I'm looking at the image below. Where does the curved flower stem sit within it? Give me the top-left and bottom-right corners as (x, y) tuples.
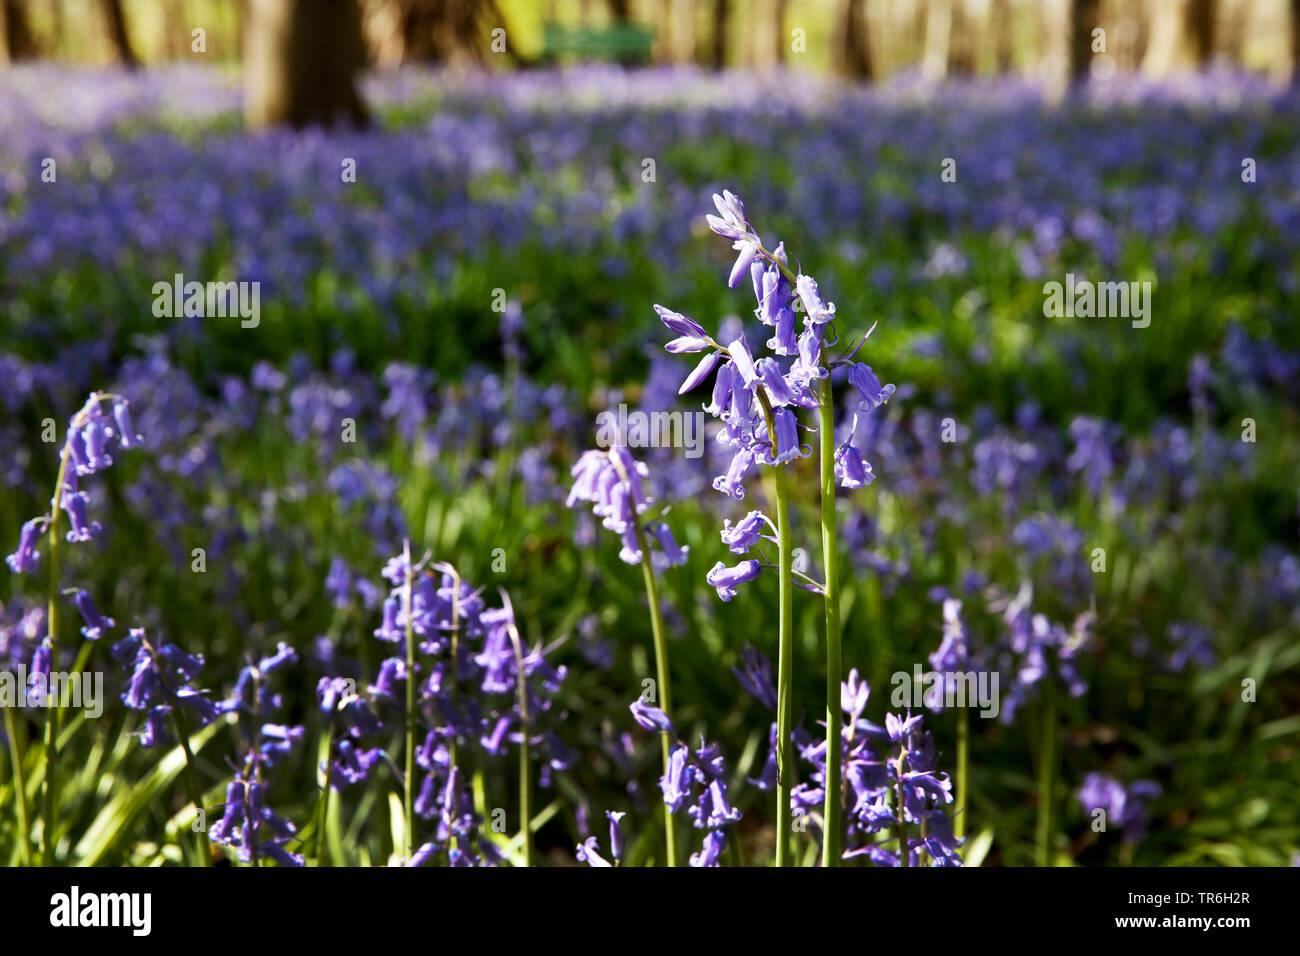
(1036, 678), (1057, 867)
(241, 774), (261, 868)
(502, 600), (533, 868)
(401, 540), (416, 861)
(34, 393), (135, 865)
(166, 703), (208, 867)
(772, 458), (795, 868)
(818, 374), (843, 868)
(636, 524), (678, 868)
(895, 749), (908, 867)
(752, 390), (795, 868)
(38, 393), (111, 865)
(445, 564), (462, 862)
(3, 708), (32, 866)
(608, 449), (678, 868)
(138, 632), (208, 866)
(955, 708), (969, 842)
(41, 483), (67, 866)
(315, 724), (335, 867)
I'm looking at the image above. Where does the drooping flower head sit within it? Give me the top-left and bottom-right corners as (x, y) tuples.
(567, 446), (687, 568)
(654, 190), (894, 603)
(7, 392), (146, 573)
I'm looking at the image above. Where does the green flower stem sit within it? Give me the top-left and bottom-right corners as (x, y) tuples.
(955, 706), (969, 842)
(139, 631), (208, 866)
(166, 701), (208, 867)
(818, 374), (843, 867)
(3, 707), (32, 866)
(401, 541), (416, 861)
(635, 521), (677, 868)
(896, 748), (908, 867)
(503, 604), (533, 868)
(1036, 677), (1057, 867)
(39, 527), (59, 866)
(773, 460), (795, 867)
(751, 388), (795, 869)
(609, 449), (678, 868)
(315, 724), (335, 867)
(445, 566), (462, 861)
(38, 392), (124, 866)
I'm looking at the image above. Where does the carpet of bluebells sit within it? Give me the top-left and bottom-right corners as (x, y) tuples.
(1, 64), (1298, 867)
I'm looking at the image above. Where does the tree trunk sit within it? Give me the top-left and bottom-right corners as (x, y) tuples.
(1040, 0), (1070, 101)
(244, 0), (370, 129)
(101, 0), (140, 68)
(1293, 0), (1300, 86)
(993, 0), (1013, 72)
(1070, 0), (1100, 86)
(163, 0), (184, 60)
(922, 0), (952, 81)
(1143, 0), (1213, 75)
(948, 0), (974, 75)
(773, 0), (786, 64)
(710, 0), (728, 68)
(834, 0), (872, 79)
(401, 0), (442, 61)
(667, 0), (694, 62)
(1, 0), (38, 62)
(1186, 0), (1214, 65)
(399, 0), (515, 64)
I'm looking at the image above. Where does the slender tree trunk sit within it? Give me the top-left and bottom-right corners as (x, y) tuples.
(774, 0), (787, 64)
(710, 0), (728, 68)
(1143, 0), (1213, 75)
(244, 0), (370, 129)
(401, 0), (441, 61)
(49, 0), (64, 57)
(668, 0), (694, 62)
(922, 0), (952, 81)
(101, 0), (140, 68)
(1293, 0), (1300, 86)
(1042, 0), (1070, 101)
(1, 0), (38, 62)
(948, 0), (974, 75)
(1070, 0), (1101, 87)
(834, 0), (872, 78)
(993, 0), (1013, 72)
(1187, 0), (1214, 65)
(163, 0), (184, 61)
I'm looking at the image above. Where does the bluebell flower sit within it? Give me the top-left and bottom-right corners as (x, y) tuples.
(576, 835), (613, 867)
(705, 190), (762, 288)
(325, 557), (352, 608)
(6, 518), (44, 574)
(568, 446), (685, 569)
(629, 699), (676, 736)
(677, 352), (722, 395)
(733, 644), (778, 711)
(848, 364), (895, 410)
(654, 304), (706, 339)
(112, 627), (217, 748)
(720, 510), (770, 555)
(1077, 773), (1161, 843)
(770, 408), (808, 464)
(111, 400), (143, 448)
(706, 559), (761, 602)
(834, 433), (875, 489)
(606, 810), (626, 863)
(795, 274), (836, 325)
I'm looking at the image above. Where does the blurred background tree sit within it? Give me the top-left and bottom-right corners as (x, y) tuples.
(3, 1), (1300, 110)
(243, 0), (369, 127)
